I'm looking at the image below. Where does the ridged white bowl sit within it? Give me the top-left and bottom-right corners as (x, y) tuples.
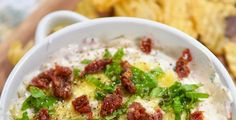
(1, 11), (235, 120)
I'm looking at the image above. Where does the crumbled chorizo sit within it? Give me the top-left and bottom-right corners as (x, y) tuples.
(153, 109), (163, 120)
(121, 61), (132, 69)
(175, 58), (190, 79)
(120, 61), (136, 94)
(51, 65), (72, 99)
(189, 111), (204, 120)
(53, 65), (72, 76)
(127, 102), (153, 120)
(140, 37), (153, 54)
(36, 108), (50, 120)
(100, 87), (123, 117)
(87, 112), (93, 120)
(31, 69), (54, 89)
(31, 65), (72, 99)
(175, 49), (192, 79)
(72, 95), (92, 113)
(127, 102), (162, 120)
(80, 59), (112, 77)
(182, 49), (192, 62)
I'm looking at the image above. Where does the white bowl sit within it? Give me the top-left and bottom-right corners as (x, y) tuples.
(1, 11), (236, 119)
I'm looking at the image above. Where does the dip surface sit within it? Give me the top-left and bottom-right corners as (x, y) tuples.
(9, 37), (232, 120)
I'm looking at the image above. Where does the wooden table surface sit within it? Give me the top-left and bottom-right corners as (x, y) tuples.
(0, 0), (81, 92)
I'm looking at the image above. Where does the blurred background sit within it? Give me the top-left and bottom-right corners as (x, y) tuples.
(0, 0), (236, 92)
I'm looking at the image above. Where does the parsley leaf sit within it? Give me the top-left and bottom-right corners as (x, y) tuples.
(21, 96), (33, 111)
(131, 67), (157, 96)
(86, 75), (103, 88)
(86, 75), (115, 100)
(182, 84), (202, 91)
(172, 97), (184, 120)
(103, 49), (112, 59)
(16, 112), (29, 120)
(95, 90), (106, 100)
(105, 109), (125, 120)
(105, 63), (122, 84)
(29, 86), (45, 98)
(155, 82), (209, 120)
(186, 92), (209, 98)
(150, 87), (165, 98)
(73, 67), (81, 78)
(104, 48), (124, 84)
(81, 59), (92, 64)
(113, 48), (124, 63)
(21, 86), (57, 113)
(149, 67), (165, 78)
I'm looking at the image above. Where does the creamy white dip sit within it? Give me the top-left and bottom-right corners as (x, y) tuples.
(10, 37), (232, 120)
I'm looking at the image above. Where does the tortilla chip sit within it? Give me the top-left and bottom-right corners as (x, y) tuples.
(75, 0), (236, 56)
(7, 41), (33, 65)
(114, 0), (163, 21)
(93, 0), (122, 13)
(159, 0), (198, 38)
(75, 0), (98, 18)
(190, 0), (236, 55)
(208, 0), (236, 4)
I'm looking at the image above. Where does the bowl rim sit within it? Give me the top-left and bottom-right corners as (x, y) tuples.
(1, 17), (236, 116)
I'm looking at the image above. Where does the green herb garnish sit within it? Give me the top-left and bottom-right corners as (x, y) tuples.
(105, 63), (122, 84)
(16, 112), (29, 120)
(149, 67), (165, 78)
(95, 90), (106, 100)
(81, 59), (92, 64)
(86, 75), (115, 100)
(153, 82), (209, 120)
(86, 48), (125, 100)
(104, 48), (124, 84)
(131, 67), (157, 96)
(150, 87), (165, 98)
(112, 48), (124, 63)
(22, 86), (57, 113)
(186, 92), (209, 98)
(103, 49), (112, 59)
(105, 108), (126, 120)
(86, 75), (103, 87)
(29, 86), (45, 98)
(73, 67), (81, 78)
